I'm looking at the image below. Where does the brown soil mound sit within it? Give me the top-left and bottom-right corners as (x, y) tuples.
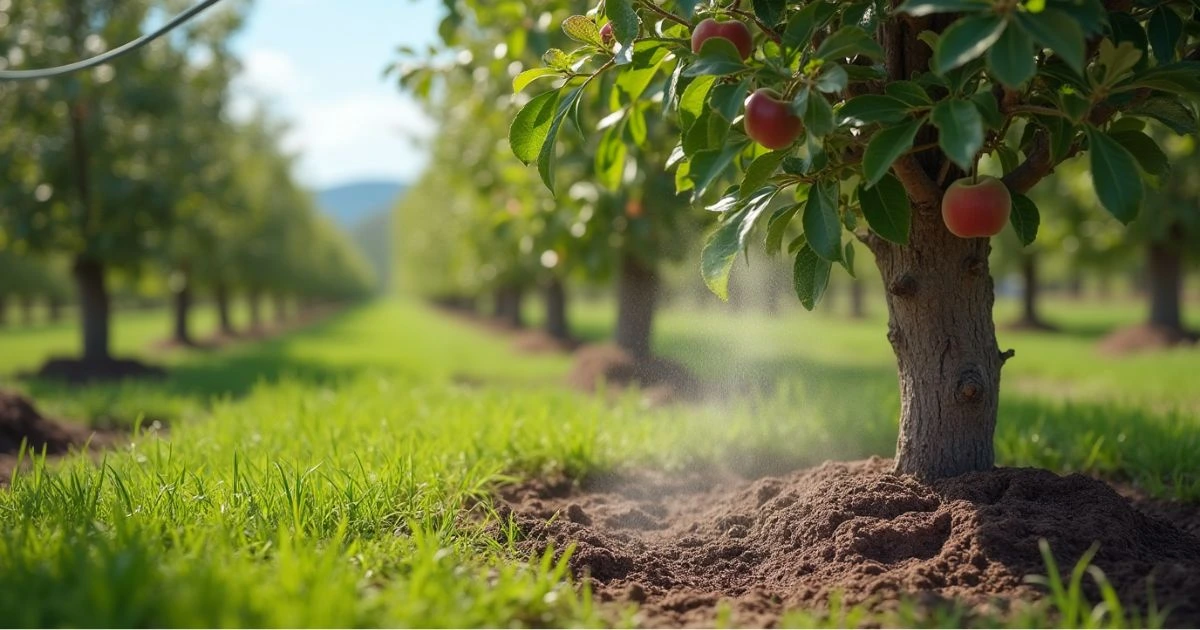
(34, 357), (166, 384)
(500, 459), (1200, 627)
(0, 391), (117, 485)
(1098, 324), (1198, 355)
(512, 330), (581, 355)
(566, 344), (699, 404)
(1005, 318), (1060, 333)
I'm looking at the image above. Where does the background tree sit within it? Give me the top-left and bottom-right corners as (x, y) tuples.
(512, 0), (1200, 479)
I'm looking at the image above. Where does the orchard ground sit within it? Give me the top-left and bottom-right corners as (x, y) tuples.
(1, 295), (1198, 626)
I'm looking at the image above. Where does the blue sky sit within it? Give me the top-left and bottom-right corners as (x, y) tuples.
(229, 0), (441, 189)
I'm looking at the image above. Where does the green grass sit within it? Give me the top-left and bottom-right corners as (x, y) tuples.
(0, 296), (1196, 626)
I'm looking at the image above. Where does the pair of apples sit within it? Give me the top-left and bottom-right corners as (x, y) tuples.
(688, 18), (1011, 238)
(600, 18), (1011, 237)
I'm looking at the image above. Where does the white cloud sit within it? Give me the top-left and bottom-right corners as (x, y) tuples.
(239, 48), (311, 99)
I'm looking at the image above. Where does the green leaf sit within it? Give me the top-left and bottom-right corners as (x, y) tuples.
(862, 118), (924, 188)
(595, 122), (628, 189)
(783, 2), (838, 50)
(1122, 63), (1200, 99)
(804, 90), (836, 138)
(678, 75), (717, 132)
(1148, 6), (1183, 64)
(1086, 126), (1143, 223)
(994, 145), (1019, 175)
(509, 90), (560, 165)
(1109, 130), (1169, 178)
(701, 214), (744, 300)
(838, 95), (911, 125)
(857, 174), (911, 245)
(752, 0), (787, 26)
(1016, 9), (1085, 73)
(932, 98), (984, 170)
(683, 38), (746, 77)
(689, 141), (751, 198)
(1009, 193), (1040, 246)
(605, 0), (640, 54)
(815, 64), (848, 93)
(1096, 39), (1143, 86)
(737, 186), (782, 249)
(986, 21), (1036, 88)
(710, 80), (750, 122)
(1128, 97), (1198, 135)
(765, 203), (801, 254)
(935, 13), (1006, 73)
(740, 151), (788, 197)
(536, 86), (584, 192)
(896, 0), (990, 16)
(816, 26), (884, 61)
(513, 68), (560, 93)
(803, 181), (842, 262)
(793, 244), (832, 310)
(562, 15), (604, 48)
(1107, 12), (1149, 74)
(885, 81), (932, 107)
(970, 90), (1003, 130)
(614, 43), (670, 103)
(841, 241), (856, 278)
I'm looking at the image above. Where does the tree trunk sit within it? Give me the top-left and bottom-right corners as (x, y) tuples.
(543, 278), (569, 341)
(248, 290), (263, 331)
(172, 273), (193, 346)
(274, 294), (287, 324)
(872, 204), (1002, 480)
(1097, 274), (1113, 300)
(493, 285), (525, 328)
(614, 253), (659, 361)
(1067, 269), (1084, 300)
(73, 256), (111, 363)
(0, 295), (7, 327)
(1015, 253), (1049, 328)
(215, 282), (235, 336)
(21, 296), (34, 326)
(48, 297), (63, 323)
(1147, 234), (1184, 331)
(850, 278), (867, 319)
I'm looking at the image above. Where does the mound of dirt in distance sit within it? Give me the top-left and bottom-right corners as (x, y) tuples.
(0, 391), (118, 485)
(35, 357), (166, 384)
(500, 458), (1200, 627)
(566, 344), (699, 404)
(511, 330), (581, 355)
(1098, 324), (1198, 356)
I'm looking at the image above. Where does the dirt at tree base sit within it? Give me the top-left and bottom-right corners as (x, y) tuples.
(498, 458), (1200, 627)
(1098, 324), (1198, 356)
(0, 391), (118, 485)
(566, 344), (700, 405)
(34, 357), (167, 384)
(511, 330), (581, 355)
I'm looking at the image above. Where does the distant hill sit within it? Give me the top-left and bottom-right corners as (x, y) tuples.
(317, 181), (407, 229)
(317, 180), (406, 293)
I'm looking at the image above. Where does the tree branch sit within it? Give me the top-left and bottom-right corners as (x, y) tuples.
(1001, 130), (1053, 195)
(891, 155), (942, 207)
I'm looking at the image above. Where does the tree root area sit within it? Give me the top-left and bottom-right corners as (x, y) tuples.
(1098, 324), (1198, 356)
(0, 391), (123, 485)
(566, 344), (700, 405)
(497, 458), (1200, 627)
(33, 357), (167, 384)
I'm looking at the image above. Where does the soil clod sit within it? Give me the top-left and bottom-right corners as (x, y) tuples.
(0, 391), (119, 485)
(500, 459), (1200, 627)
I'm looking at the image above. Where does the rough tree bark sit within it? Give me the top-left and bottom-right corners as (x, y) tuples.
(543, 278), (569, 341)
(73, 256), (111, 363)
(614, 253), (659, 361)
(214, 282), (235, 336)
(172, 271), (193, 346)
(1146, 229), (1185, 332)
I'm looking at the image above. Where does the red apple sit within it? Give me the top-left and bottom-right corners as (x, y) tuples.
(744, 89), (803, 150)
(941, 176), (1012, 238)
(600, 22), (614, 47)
(691, 18), (754, 60)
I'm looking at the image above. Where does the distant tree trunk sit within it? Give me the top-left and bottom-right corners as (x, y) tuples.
(274, 294), (287, 324)
(1067, 269), (1084, 300)
(48, 297), (63, 323)
(172, 272), (193, 346)
(0, 295), (7, 327)
(248, 289), (263, 331)
(21, 295), (34, 326)
(1097, 273), (1113, 300)
(850, 278), (866, 319)
(1014, 253), (1052, 329)
(73, 256), (111, 363)
(543, 278), (569, 341)
(214, 282), (235, 336)
(614, 253), (658, 360)
(493, 285), (525, 328)
(1147, 232), (1184, 332)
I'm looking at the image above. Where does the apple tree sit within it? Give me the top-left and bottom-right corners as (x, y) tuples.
(510, 0), (1200, 478)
